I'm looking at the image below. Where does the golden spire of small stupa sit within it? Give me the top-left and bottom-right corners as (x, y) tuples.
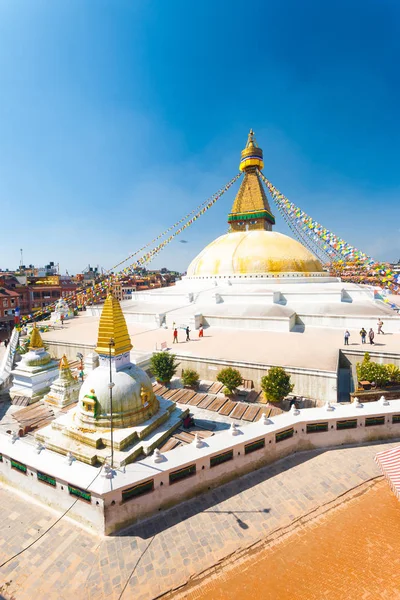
(59, 355), (70, 370)
(95, 294), (133, 357)
(29, 325), (44, 350)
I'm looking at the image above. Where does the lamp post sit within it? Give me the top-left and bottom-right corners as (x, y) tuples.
(108, 338), (115, 468)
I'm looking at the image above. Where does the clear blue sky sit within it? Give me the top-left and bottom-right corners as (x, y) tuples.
(0, 0), (399, 273)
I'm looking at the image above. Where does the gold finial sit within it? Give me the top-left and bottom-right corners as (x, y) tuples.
(60, 355), (70, 370)
(29, 325), (44, 350)
(246, 129), (257, 148)
(95, 294), (133, 356)
(240, 129), (264, 172)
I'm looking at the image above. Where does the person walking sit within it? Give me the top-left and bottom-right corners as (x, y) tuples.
(369, 328), (375, 345)
(198, 324), (204, 338)
(360, 327), (367, 344)
(185, 326), (190, 342)
(377, 319), (384, 334)
(173, 328), (178, 344)
(4, 339), (8, 348)
(344, 330), (350, 345)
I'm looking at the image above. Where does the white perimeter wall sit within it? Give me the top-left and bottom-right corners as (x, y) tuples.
(1, 399), (399, 534)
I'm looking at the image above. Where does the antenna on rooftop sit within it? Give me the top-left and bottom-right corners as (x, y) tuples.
(20, 249), (23, 269)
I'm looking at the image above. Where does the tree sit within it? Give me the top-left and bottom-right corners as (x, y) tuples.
(150, 352), (178, 384)
(261, 367), (294, 404)
(181, 368), (200, 388)
(217, 367), (242, 395)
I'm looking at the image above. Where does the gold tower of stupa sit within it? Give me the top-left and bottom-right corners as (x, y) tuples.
(228, 130), (275, 232)
(29, 325), (45, 350)
(95, 294), (133, 357)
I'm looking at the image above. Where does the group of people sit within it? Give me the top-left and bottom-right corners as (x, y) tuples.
(173, 323), (204, 344)
(344, 320), (385, 346)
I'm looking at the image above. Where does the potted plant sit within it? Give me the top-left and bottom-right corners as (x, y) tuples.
(217, 367), (242, 396)
(150, 352), (178, 385)
(261, 367), (294, 404)
(181, 368), (200, 389)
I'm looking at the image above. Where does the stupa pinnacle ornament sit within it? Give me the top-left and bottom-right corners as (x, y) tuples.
(228, 129), (275, 232)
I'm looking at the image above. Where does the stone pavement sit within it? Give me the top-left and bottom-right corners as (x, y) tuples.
(0, 440), (398, 600)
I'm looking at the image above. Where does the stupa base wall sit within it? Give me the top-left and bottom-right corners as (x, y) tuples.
(36, 398), (188, 467)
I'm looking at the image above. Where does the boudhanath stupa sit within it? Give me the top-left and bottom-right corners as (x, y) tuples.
(89, 131), (400, 333)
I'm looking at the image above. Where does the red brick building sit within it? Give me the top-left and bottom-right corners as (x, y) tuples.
(0, 287), (20, 336)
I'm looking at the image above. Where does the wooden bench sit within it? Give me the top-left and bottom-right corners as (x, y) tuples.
(230, 403), (247, 420)
(187, 393), (207, 406)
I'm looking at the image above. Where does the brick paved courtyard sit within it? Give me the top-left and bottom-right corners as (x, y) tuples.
(0, 441), (398, 600)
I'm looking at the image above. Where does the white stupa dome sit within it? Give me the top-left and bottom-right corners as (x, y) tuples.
(186, 230), (323, 278)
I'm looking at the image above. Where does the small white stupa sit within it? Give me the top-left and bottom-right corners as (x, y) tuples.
(43, 354), (81, 409)
(50, 298), (74, 324)
(10, 326), (59, 404)
(36, 294), (188, 466)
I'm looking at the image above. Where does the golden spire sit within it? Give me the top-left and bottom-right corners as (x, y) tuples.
(59, 355), (70, 370)
(29, 325), (44, 350)
(228, 131), (275, 232)
(95, 294), (133, 357)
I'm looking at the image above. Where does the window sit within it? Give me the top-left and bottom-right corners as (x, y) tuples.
(245, 438), (265, 454)
(169, 464), (196, 484)
(306, 422), (328, 434)
(122, 479), (154, 501)
(210, 450), (234, 468)
(365, 416), (385, 427)
(68, 484), (91, 502)
(3, 300), (8, 307)
(276, 428), (294, 443)
(37, 471), (56, 486)
(337, 419), (357, 430)
(392, 414), (400, 424)
(11, 459), (27, 473)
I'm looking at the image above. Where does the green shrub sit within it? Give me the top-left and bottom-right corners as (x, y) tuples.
(150, 352), (178, 384)
(217, 368), (242, 394)
(356, 354), (390, 387)
(261, 367), (294, 403)
(181, 368), (200, 388)
(386, 364), (400, 384)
